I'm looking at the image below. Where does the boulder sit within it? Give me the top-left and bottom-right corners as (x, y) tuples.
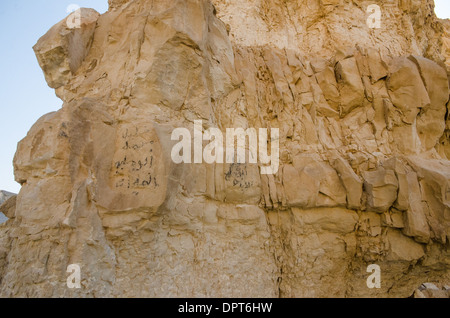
(33, 8), (100, 89)
(332, 157), (363, 210)
(362, 167), (399, 212)
(335, 57), (365, 116)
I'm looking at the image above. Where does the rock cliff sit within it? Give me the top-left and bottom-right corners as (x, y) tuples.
(0, 0), (449, 297)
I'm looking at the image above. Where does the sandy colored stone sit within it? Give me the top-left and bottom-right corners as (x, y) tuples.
(386, 229), (425, 262)
(367, 48), (388, 84)
(33, 8), (100, 89)
(0, 196), (16, 219)
(1, 0), (449, 298)
(332, 157), (363, 210)
(335, 57), (365, 116)
(362, 168), (399, 213)
(402, 171), (431, 243)
(409, 56), (449, 151)
(383, 158), (409, 211)
(387, 57), (430, 125)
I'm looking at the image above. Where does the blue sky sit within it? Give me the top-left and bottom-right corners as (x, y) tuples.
(435, 0), (450, 17)
(0, 1), (449, 194)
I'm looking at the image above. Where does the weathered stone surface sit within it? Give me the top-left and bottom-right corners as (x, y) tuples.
(387, 57), (430, 125)
(1, 0), (449, 298)
(442, 19), (450, 72)
(362, 168), (399, 213)
(367, 48), (388, 83)
(283, 164), (318, 208)
(0, 191), (15, 205)
(292, 207), (358, 234)
(381, 210), (405, 229)
(283, 159), (346, 209)
(332, 157), (363, 210)
(386, 230), (425, 262)
(0, 196), (16, 219)
(212, 0), (444, 62)
(383, 158), (409, 211)
(33, 8), (100, 89)
(409, 56), (449, 151)
(406, 156), (450, 244)
(335, 57), (365, 116)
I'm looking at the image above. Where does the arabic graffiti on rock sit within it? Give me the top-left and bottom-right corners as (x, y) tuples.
(113, 126), (159, 192)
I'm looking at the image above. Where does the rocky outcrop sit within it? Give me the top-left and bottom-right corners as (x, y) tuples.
(0, 191), (15, 224)
(413, 282), (450, 298)
(0, 0), (449, 297)
(0, 191), (15, 287)
(33, 8), (100, 89)
(0, 191), (15, 205)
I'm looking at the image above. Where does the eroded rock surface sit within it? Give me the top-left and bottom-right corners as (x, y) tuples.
(1, 0), (449, 297)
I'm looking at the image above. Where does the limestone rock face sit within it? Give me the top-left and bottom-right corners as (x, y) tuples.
(33, 8), (100, 89)
(1, 0), (450, 297)
(0, 191), (15, 205)
(0, 191), (15, 223)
